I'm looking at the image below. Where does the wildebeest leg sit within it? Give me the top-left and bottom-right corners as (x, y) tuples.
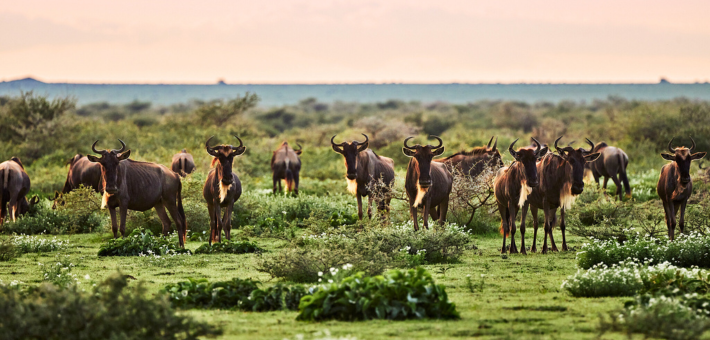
(272, 175), (279, 194)
(661, 201), (671, 238)
(164, 200), (185, 248)
(667, 202), (677, 241)
(212, 203), (222, 243)
(676, 201), (685, 236)
(422, 197), (431, 230)
(154, 203), (172, 236)
(294, 173), (300, 195)
(367, 195), (373, 219)
(542, 202), (552, 254)
(560, 208), (568, 251)
(119, 204), (128, 238)
(438, 198), (449, 226)
(109, 207), (119, 238)
(498, 202), (508, 254)
(356, 194), (364, 220)
(508, 201), (518, 254)
(546, 205), (559, 252)
(530, 206), (539, 253)
(206, 202), (216, 245)
(9, 196), (17, 222)
(610, 174), (623, 200)
(519, 203), (528, 255)
(221, 204), (233, 241)
(410, 204), (419, 231)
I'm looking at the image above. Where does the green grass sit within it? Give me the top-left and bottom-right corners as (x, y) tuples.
(0, 229), (637, 339)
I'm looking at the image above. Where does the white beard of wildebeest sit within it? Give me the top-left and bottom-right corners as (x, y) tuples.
(347, 178), (358, 195)
(413, 182), (428, 208)
(518, 180), (532, 208)
(220, 182), (232, 203)
(101, 191), (111, 209)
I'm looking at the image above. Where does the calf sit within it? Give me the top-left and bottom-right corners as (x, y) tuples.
(586, 139), (631, 200)
(203, 136), (245, 244)
(403, 135), (453, 231)
(271, 142), (302, 194)
(657, 137), (706, 240)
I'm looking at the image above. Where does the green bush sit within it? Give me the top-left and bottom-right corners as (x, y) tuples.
(193, 239), (263, 254)
(0, 237), (17, 261)
(97, 228), (189, 257)
(0, 273), (221, 340)
(296, 268), (459, 321)
(163, 277), (308, 312)
(11, 234), (69, 253)
(2, 202), (103, 235)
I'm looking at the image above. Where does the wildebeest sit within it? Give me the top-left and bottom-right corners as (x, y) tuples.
(203, 136), (245, 244)
(586, 139), (631, 200)
(271, 142), (302, 194)
(0, 157), (36, 225)
(435, 136), (504, 176)
(331, 134), (395, 220)
(87, 140), (187, 246)
(494, 138), (543, 254)
(403, 135), (453, 231)
(657, 137), (706, 241)
(171, 149), (195, 177)
(521, 137), (600, 254)
(52, 154), (102, 209)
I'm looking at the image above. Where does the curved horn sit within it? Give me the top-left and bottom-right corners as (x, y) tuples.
(295, 143), (303, 151)
(360, 133), (369, 145)
(690, 135), (696, 152)
(113, 139), (126, 153)
(234, 135), (243, 148)
(487, 136), (494, 148)
(205, 136), (220, 156)
(508, 138), (519, 159)
(554, 136), (564, 154)
(403, 136), (416, 149)
(357, 134), (369, 152)
(331, 135), (345, 146)
(584, 138), (595, 153)
(668, 137), (676, 153)
(531, 137), (542, 156)
(491, 136), (498, 152)
(428, 135), (443, 149)
(91, 140), (105, 154)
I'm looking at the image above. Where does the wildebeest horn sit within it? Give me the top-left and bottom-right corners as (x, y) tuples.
(531, 137), (542, 156)
(585, 138), (595, 151)
(668, 137), (676, 153)
(428, 135), (443, 149)
(487, 136), (494, 148)
(357, 134), (369, 152)
(295, 143), (303, 151)
(690, 136), (696, 152)
(403, 137), (416, 149)
(91, 140), (107, 155)
(491, 137), (498, 152)
(113, 139), (126, 153)
(233, 135), (244, 148)
(331, 135), (344, 154)
(554, 136), (564, 154)
(205, 136), (220, 157)
(508, 139), (519, 159)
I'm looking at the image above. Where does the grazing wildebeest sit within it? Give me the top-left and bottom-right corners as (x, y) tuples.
(52, 154), (103, 209)
(204, 136), (245, 244)
(521, 137), (600, 254)
(435, 136), (504, 176)
(586, 139), (631, 200)
(171, 149), (195, 177)
(331, 134), (395, 220)
(271, 142), (302, 194)
(0, 157), (36, 225)
(657, 137), (706, 241)
(494, 138), (543, 254)
(403, 135), (453, 231)
(88, 140), (187, 246)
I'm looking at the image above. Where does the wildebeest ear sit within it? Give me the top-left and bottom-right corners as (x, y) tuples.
(691, 152), (707, 161)
(87, 154), (102, 163)
(432, 147), (445, 156)
(584, 152), (601, 162)
(357, 142), (368, 152)
(117, 150), (131, 161)
(402, 148), (416, 157)
(29, 195), (39, 205)
(661, 153), (675, 161)
(231, 146), (246, 156)
(331, 144), (344, 154)
(53, 191), (60, 200)
(537, 147), (549, 160)
(294, 150), (302, 155)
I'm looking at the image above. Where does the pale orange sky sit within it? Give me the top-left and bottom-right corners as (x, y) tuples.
(1, 0), (709, 84)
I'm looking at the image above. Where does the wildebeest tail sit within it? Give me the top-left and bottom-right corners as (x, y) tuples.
(177, 181), (187, 239)
(618, 153), (631, 195)
(180, 158), (186, 177)
(0, 169), (4, 220)
(285, 168), (295, 192)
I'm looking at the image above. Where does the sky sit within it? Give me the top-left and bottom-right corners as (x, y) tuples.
(1, 0), (709, 84)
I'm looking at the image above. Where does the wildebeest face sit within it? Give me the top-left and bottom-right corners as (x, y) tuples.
(508, 138), (543, 187)
(555, 137), (601, 195)
(87, 139), (130, 195)
(206, 136), (246, 185)
(402, 136), (445, 188)
(332, 134), (369, 180)
(662, 137), (706, 185)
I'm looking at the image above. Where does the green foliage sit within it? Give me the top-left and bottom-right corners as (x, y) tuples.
(194, 239), (263, 254)
(163, 277), (308, 312)
(11, 234), (70, 253)
(195, 93), (259, 126)
(39, 254), (84, 288)
(296, 268), (459, 321)
(2, 200), (103, 235)
(0, 273), (221, 340)
(97, 228), (189, 257)
(0, 237), (17, 261)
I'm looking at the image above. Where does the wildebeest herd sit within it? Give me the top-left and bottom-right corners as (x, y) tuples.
(0, 134), (704, 253)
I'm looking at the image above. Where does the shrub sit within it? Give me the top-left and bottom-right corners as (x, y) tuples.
(139, 251), (201, 268)
(163, 277), (308, 312)
(38, 254), (84, 288)
(0, 237), (17, 261)
(297, 268), (460, 321)
(577, 233), (710, 269)
(0, 273), (221, 340)
(2, 202), (103, 235)
(193, 239), (263, 254)
(11, 234), (69, 253)
(562, 261), (710, 297)
(97, 228), (189, 257)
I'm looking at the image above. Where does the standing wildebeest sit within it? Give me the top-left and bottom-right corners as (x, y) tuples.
(331, 134), (395, 220)
(52, 154), (102, 209)
(657, 137), (706, 241)
(435, 136), (504, 176)
(586, 139), (631, 200)
(87, 140), (187, 247)
(171, 149), (195, 177)
(204, 136), (245, 244)
(271, 142), (302, 194)
(521, 137), (600, 254)
(0, 157), (37, 225)
(494, 138), (543, 254)
(403, 135), (453, 231)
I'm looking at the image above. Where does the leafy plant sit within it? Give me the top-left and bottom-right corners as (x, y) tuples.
(98, 228), (189, 257)
(2, 202), (103, 235)
(11, 234), (69, 253)
(297, 268), (459, 321)
(194, 239), (263, 254)
(38, 254), (85, 288)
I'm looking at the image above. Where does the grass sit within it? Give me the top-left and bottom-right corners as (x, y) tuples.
(0, 229), (634, 339)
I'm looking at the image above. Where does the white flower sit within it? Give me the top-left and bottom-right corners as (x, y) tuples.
(84, 274), (91, 280)
(318, 271), (323, 277)
(181, 290), (189, 297)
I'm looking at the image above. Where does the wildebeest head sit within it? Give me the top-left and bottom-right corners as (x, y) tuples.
(331, 134), (369, 180)
(508, 137), (543, 187)
(661, 137), (706, 185)
(484, 136), (504, 168)
(87, 139), (130, 195)
(206, 136), (246, 185)
(402, 135), (445, 189)
(555, 137), (601, 195)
